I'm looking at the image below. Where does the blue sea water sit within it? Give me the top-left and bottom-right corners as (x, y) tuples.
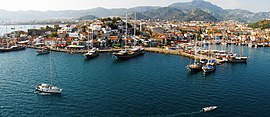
(1, 45), (270, 117)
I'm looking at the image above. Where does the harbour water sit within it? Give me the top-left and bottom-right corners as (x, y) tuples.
(1, 45), (270, 116)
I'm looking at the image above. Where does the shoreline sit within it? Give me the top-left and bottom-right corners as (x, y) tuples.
(28, 46), (224, 64)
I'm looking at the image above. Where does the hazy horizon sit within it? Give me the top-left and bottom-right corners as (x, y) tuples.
(0, 0), (269, 13)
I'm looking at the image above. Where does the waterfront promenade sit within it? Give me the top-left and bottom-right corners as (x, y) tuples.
(28, 46), (224, 64)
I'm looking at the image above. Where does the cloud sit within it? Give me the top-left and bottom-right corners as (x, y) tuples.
(207, 0), (242, 9)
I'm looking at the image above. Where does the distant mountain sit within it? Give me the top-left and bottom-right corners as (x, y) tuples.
(248, 20), (270, 29)
(142, 7), (187, 21)
(169, 0), (225, 19)
(77, 15), (98, 20)
(124, 7), (217, 22)
(224, 9), (270, 23)
(224, 9), (254, 22)
(1, 0), (270, 23)
(168, 0), (270, 23)
(186, 9), (218, 22)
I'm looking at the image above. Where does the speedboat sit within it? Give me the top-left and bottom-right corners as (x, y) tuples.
(37, 47), (50, 55)
(202, 106), (217, 112)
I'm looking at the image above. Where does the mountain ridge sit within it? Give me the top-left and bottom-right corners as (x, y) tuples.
(0, 0), (270, 23)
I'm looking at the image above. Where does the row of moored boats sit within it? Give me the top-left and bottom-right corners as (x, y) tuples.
(83, 46), (145, 60)
(36, 46), (145, 60)
(0, 45), (26, 52)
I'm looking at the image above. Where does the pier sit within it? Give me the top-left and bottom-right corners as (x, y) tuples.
(144, 48), (225, 64)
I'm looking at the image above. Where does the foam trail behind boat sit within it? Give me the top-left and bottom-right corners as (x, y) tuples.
(0, 106), (12, 109)
(171, 110), (203, 117)
(144, 110), (203, 117)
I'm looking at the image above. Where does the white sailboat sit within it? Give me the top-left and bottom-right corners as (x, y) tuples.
(131, 12), (145, 55)
(187, 34), (202, 71)
(84, 29), (99, 60)
(113, 13), (144, 60)
(36, 50), (62, 94)
(227, 43), (247, 63)
(202, 41), (216, 73)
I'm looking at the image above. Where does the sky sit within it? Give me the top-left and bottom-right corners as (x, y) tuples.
(1, 0), (269, 13)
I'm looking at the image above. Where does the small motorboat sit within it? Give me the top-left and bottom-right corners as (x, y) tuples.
(37, 47), (50, 55)
(202, 106), (217, 112)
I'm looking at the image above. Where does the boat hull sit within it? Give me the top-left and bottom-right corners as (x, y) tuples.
(0, 46), (26, 52)
(202, 106), (217, 112)
(113, 50), (144, 60)
(228, 58), (247, 63)
(84, 52), (99, 60)
(37, 52), (50, 55)
(187, 63), (202, 72)
(202, 65), (216, 73)
(0, 48), (13, 52)
(188, 67), (202, 72)
(12, 46), (26, 51)
(37, 50), (50, 55)
(202, 68), (216, 73)
(36, 84), (62, 94)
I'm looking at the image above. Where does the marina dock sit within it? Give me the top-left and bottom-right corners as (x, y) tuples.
(28, 46), (224, 64)
(144, 48), (225, 64)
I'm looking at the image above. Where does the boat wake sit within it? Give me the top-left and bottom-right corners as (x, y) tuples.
(171, 110), (203, 116)
(38, 92), (52, 96)
(145, 110), (203, 117)
(34, 91), (52, 96)
(0, 106), (12, 109)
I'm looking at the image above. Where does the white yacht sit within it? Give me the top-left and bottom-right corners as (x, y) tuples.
(202, 106), (217, 112)
(36, 84), (62, 93)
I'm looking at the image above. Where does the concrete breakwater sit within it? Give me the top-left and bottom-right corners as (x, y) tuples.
(144, 48), (224, 64)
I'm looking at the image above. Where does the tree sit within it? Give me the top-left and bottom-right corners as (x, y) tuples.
(46, 25), (53, 30)
(49, 32), (58, 37)
(81, 25), (87, 32)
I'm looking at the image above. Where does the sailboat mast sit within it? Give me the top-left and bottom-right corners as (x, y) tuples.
(208, 35), (211, 63)
(134, 12), (136, 37)
(194, 34), (197, 62)
(87, 28), (90, 50)
(125, 14), (128, 51)
(5, 25), (8, 47)
(200, 34), (203, 62)
(134, 12), (137, 47)
(92, 29), (94, 48)
(50, 50), (53, 85)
